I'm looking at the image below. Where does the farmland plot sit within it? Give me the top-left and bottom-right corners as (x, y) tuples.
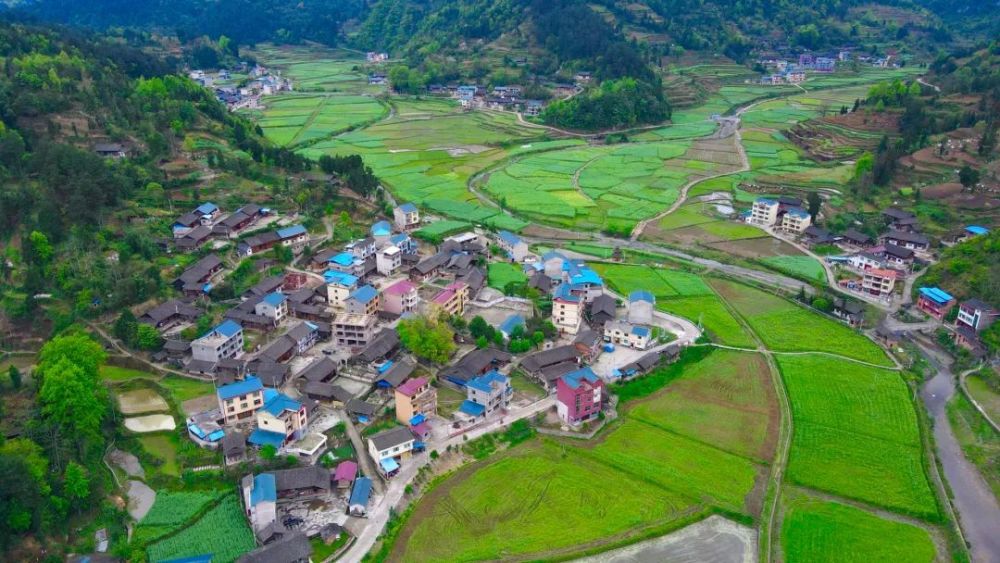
(711, 279), (893, 366)
(781, 494), (936, 562)
(134, 490), (224, 543)
(147, 494), (256, 563)
(255, 94), (387, 147)
(778, 355), (938, 518)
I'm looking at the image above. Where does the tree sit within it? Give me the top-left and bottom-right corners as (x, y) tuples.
(958, 165), (980, 189)
(475, 336), (488, 349)
(136, 324), (164, 351)
(113, 310), (139, 347)
(8, 366), (21, 389)
(806, 192), (822, 221)
(812, 297), (833, 313)
(35, 333), (108, 459)
(397, 316), (456, 364)
(62, 462), (89, 510)
(260, 445), (277, 460)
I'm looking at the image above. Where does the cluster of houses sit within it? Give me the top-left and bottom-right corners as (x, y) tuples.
(747, 196), (813, 233)
(190, 64), (294, 111)
(913, 288), (998, 358)
(169, 201), (278, 252)
(755, 48), (900, 85)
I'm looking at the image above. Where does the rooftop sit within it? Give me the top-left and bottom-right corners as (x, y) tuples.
(247, 428), (286, 449)
(261, 392), (301, 417)
(499, 314), (526, 336)
(349, 284), (379, 305)
(919, 287), (955, 305)
(350, 477), (373, 506)
(467, 370), (509, 394)
(208, 319), (242, 339)
(385, 279), (417, 295)
(277, 224), (307, 239)
(217, 376), (263, 400)
(629, 290), (654, 304)
(398, 203), (418, 213)
(250, 473), (276, 505)
(261, 292), (286, 307)
(369, 426), (415, 451)
(396, 377), (429, 397)
(459, 400), (486, 417)
(371, 220), (392, 236)
(335, 460), (358, 481)
(330, 252), (357, 267)
(561, 366), (600, 389)
(324, 270), (359, 286)
(498, 230), (521, 246)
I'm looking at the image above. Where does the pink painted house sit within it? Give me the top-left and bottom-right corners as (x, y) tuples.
(555, 367), (605, 426)
(382, 279), (419, 315)
(334, 460), (358, 489)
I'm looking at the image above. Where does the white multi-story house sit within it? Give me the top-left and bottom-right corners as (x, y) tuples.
(604, 320), (652, 350)
(749, 198), (780, 226)
(254, 292), (288, 323)
(552, 283), (584, 335)
(393, 203), (420, 230)
(217, 375), (264, 424)
(325, 271), (360, 309)
(496, 230), (530, 262)
(191, 320), (244, 363)
(781, 208), (812, 233)
(376, 245), (402, 276)
(862, 269), (897, 298)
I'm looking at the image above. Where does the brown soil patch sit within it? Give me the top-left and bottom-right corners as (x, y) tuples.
(520, 224), (589, 240)
(825, 111), (899, 132)
(921, 182), (963, 200)
(706, 237), (803, 259)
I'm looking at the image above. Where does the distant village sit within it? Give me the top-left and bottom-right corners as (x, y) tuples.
(186, 62), (294, 111)
(752, 48), (903, 86)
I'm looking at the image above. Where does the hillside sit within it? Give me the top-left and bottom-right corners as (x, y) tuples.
(919, 231), (1000, 308)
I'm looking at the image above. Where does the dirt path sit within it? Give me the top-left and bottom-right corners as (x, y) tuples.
(573, 515), (757, 563)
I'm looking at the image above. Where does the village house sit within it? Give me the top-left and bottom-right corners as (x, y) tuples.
(604, 320), (653, 350)
(176, 225), (213, 251)
(333, 313), (377, 349)
(237, 533), (313, 563)
(376, 361), (414, 390)
(241, 473), (277, 539)
(956, 299), (998, 334)
(431, 281), (470, 316)
(882, 208), (917, 231)
(883, 230), (930, 252)
(217, 375), (265, 425)
(325, 252), (366, 278)
(556, 367), (605, 426)
(440, 347), (512, 387)
(390, 232), (418, 254)
(213, 204), (266, 238)
(749, 198), (780, 226)
(139, 299), (202, 330)
(781, 207), (812, 233)
(459, 370), (512, 418)
(222, 431), (247, 467)
(172, 202), (220, 236)
(393, 203), (421, 230)
(249, 390), (308, 449)
(345, 285), (380, 316)
(371, 220), (393, 246)
(573, 329), (603, 362)
(802, 226), (835, 246)
(552, 283), (584, 335)
(376, 245), (402, 276)
(917, 287), (956, 320)
(627, 291), (655, 325)
(334, 460), (357, 489)
(496, 230), (530, 262)
(840, 229), (874, 249)
(381, 279), (419, 315)
(881, 243), (915, 270)
(832, 298), (865, 327)
(271, 465), (331, 498)
(862, 269), (897, 298)
(520, 345), (582, 389)
(368, 426), (416, 478)
(254, 292), (288, 324)
(325, 270), (360, 309)
(192, 320), (244, 364)
(349, 477), (373, 517)
(94, 142), (127, 158)
(348, 237), (378, 261)
(174, 254), (225, 296)
(287, 322), (320, 354)
(394, 377), (437, 424)
(848, 251), (885, 271)
(588, 294), (617, 328)
(498, 314), (525, 340)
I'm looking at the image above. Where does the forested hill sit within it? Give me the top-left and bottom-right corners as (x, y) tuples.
(6, 0), (366, 45)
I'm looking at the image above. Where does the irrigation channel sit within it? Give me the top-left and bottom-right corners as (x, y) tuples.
(915, 341), (1000, 561)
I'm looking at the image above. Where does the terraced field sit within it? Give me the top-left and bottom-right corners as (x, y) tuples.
(251, 93), (387, 146)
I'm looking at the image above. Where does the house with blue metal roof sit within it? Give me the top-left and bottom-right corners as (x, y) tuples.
(965, 225), (989, 237)
(389, 232), (417, 254)
(750, 197), (781, 226)
(349, 477), (373, 516)
(496, 230), (529, 261)
(917, 286), (956, 320)
(217, 376), (264, 424)
(604, 320), (653, 350)
(254, 292), (288, 323)
(195, 202), (219, 217)
(371, 220), (392, 240)
(277, 224), (307, 241)
(253, 389), (307, 446)
(499, 314), (526, 339)
(241, 472), (277, 537)
(628, 290), (655, 324)
(394, 203), (421, 230)
(460, 370), (512, 418)
(346, 285), (380, 316)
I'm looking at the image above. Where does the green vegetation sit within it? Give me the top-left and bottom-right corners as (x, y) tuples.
(134, 491), (224, 543)
(778, 355), (938, 518)
(542, 78), (670, 131)
(761, 256), (826, 282)
(712, 279), (892, 366)
(147, 495), (255, 563)
(781, 494), (936, 562)
(253, 94), (387, 147)
(947, 387), (1000, 500)
(397, 316), (456, 364)
(487, 262), (527, 291)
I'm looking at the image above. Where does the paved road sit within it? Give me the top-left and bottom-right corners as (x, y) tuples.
(915, 341), (1000, 562)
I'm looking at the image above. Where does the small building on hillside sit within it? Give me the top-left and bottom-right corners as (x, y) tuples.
(431, 282), (469, 316)
(217, 376), (265, 425)
(382, 279), (419, 315)
(496, 230), (530, 262)
(604, 320), (652, 350)
(862, 269), (897, 298)
(254, 292), (288, 324)
(367, 427), (416, 478)
(917, 287), (955, 320)
(325, 271), (360, 309)
(556, 367), (605, 426)
(346, 285), (380, 317)
(956, 299), (998, 334)
(376, 245), (402, 276)
(749, 198), (779, 226)
(241, 473), (277, 539)
(394, 377), (437, 424)
(192, 320), (244, 364)
(552, 283), (584, 335)
(781, 208), (812, 233)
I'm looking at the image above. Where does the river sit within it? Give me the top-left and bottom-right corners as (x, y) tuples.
(917, 343), (1000, 562)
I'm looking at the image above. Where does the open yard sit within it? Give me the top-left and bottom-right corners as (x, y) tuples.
(487, 262), (527, 291)
(780, 493), (936, 562)
(777, 355), (938, 518)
